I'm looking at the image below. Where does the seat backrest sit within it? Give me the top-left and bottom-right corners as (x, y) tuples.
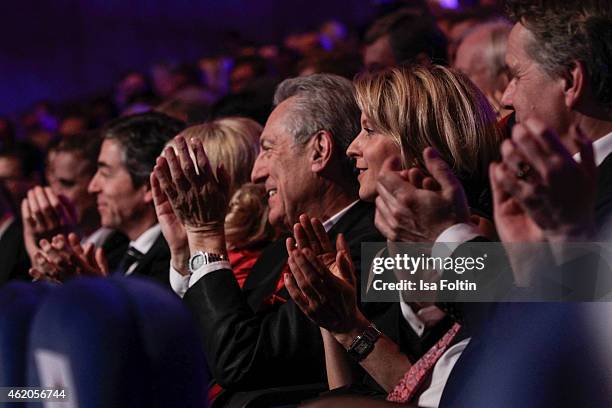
(28, 276), (208, 408)
(0, 281), (52, 388)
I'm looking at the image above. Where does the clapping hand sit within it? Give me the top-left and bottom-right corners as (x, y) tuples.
(153, 136), (231, 235)
(292, 215), (338, 273)
(494, 119), (596, 241)
(284, 232), (366, 334)
(29, 233), (108, 282)
(375, 147), (470, 242)
(150, 171), (189, 274)
(22, 186), (77, 261)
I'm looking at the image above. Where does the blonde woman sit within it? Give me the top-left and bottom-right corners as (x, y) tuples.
(349, 64), (500, 215)
(285, 65), (502, 407)
(151, 117), (275, 292)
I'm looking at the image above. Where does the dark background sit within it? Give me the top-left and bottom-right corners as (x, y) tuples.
(0, 0), (374, 116)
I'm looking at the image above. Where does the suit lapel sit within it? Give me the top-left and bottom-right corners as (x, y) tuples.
(326, 201), (373, 239)
(130, 234), (166, 277)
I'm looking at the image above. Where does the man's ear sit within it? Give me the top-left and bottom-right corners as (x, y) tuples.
(310, 130), (334, 173)
(563, 60), (586, 109)
(142, 182), (154, 204)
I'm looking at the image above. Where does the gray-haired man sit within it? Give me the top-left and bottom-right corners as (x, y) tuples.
(155, 74), (386, 392)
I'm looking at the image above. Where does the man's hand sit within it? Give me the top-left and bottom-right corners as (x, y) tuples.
(153, 136), (230, 254)
(490, 162), (544, 243)
(21, 186), (77, 261)
(284, 233), (367, 335)
(496, 119), (597, 241)
(292, 215), (337, 273)
(150, 172), (189, 274)
(29, 233), (108, 282)
(375, 147), (470, 242)
(154, 136), (230, 234)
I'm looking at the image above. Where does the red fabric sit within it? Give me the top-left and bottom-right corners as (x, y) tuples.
(260, 264), (289, 307)
(386, 323), (461, 403)
(497, 113), (513, 140)
(228, 248), (261, 288)
(208, 383), (223, 402)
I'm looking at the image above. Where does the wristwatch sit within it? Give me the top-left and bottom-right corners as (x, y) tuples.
(188, 251), (228, 273)
(346, 323), (381, 362)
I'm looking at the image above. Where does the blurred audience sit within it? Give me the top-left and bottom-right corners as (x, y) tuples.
(114, 71), (153, 112)
(437, 6), (502, 63)
(229, 55), (270, 94)
(454, 20), (512, 118)
(0, 142), (43, 210)
(363, 8), (448, 69)
(0, 117), (16, 149)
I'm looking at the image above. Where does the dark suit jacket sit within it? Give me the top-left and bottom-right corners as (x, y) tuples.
(0, 219), (30, 285)
(102, 230), (129, 273)
(183, 201), (388, 391)
(115, 233), (171, 288)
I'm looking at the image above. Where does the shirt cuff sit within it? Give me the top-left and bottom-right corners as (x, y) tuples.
(431, 223), (481, 276)
(169, 265), (190, 298)
(188, 261), (232, 288)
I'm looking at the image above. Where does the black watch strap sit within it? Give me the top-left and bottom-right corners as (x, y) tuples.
(346, 323), (381, 362)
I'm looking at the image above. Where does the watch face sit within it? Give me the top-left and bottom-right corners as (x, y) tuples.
(355, 340), (370, 354)
(190, 253), (205, 271)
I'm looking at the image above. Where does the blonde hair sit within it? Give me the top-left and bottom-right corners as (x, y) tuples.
(225, 183), (276, 250)
(354, 65), (501, 182)
(170, 116), (261, 197)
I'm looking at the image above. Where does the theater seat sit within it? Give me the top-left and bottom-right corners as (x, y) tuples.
(0, 281), (52, 390)
(28, 276), (208, 408)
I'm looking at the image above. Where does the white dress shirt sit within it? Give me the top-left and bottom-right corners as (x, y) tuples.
(417, 338), (470, 408)
(81, 227), (114, 248)
(125, 224), (162, 275)
(573, 131), (612, 166)
(169, 201), (360, 298)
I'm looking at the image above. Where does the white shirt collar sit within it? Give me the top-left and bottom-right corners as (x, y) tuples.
(129, 224), (161, 255)
(573, 131), (612, 166)
(82, 227), (114, 247)
(322, 200), (360, 232)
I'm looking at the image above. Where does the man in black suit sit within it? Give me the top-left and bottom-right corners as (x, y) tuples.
(154, 74), (393, 393)
(440, 1), (612, 404)
(86, 112), (184, 287)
